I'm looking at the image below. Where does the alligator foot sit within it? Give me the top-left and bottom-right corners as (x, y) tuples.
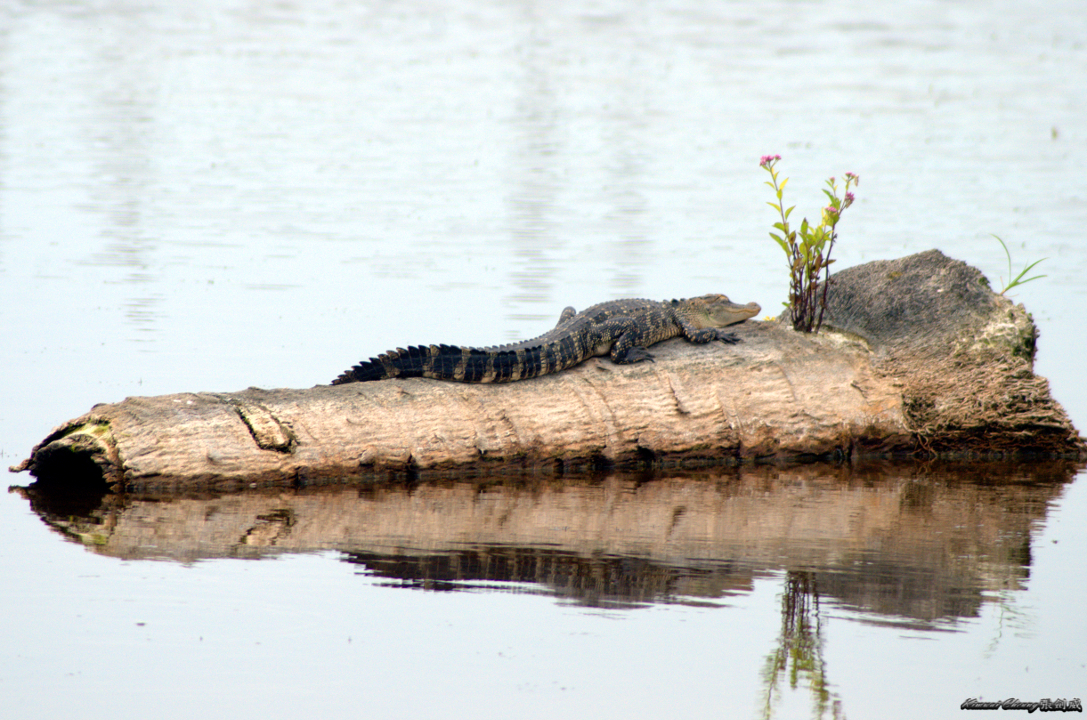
(620, 347), (656, 363)
(715, 331), (741, 344)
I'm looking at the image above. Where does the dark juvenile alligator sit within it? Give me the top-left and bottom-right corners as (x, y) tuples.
(331, 294), (761, 385)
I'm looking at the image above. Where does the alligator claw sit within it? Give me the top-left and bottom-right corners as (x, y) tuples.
(623, 347), (656, 363)
(716, 331), (741, 345)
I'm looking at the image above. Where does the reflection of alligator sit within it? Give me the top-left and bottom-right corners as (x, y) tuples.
(331, 295), (761, 384)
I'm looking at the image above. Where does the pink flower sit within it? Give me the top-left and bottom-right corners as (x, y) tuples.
(844, 172), (859, 185)
(825, 205), (838, 215)
(759, 154), (782, 167)
(843, 191), (855, 208)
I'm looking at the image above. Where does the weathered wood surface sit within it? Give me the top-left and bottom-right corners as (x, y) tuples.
(12, 250), (1084, 491)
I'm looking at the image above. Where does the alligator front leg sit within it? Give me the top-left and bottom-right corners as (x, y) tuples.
(712, 330), (741, 344)
(679, 321), (743, 345)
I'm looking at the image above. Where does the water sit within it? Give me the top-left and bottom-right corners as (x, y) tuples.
(3, 1), (1086, 718)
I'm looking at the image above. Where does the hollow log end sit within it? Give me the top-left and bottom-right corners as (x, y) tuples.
(10, 416), (121, 491)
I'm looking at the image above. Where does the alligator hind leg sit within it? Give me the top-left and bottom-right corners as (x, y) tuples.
(606, 321), (657, 364)
(555, 306), (577, 328)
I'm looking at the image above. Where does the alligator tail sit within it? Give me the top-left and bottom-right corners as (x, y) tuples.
(332, 344), (548, 385)
(332, 345), (432, 384)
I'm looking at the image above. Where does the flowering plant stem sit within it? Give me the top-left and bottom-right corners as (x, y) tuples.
(760, 155), (858, 333)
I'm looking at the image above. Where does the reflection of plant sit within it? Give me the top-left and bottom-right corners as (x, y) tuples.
(761, 156), (858, 333)
(760, 571), (846, 720)
(991, 235), (1046, 295)
(983, 587), (1034, 659)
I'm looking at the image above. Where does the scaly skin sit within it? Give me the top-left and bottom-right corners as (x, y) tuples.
(331, 294), (761, 385)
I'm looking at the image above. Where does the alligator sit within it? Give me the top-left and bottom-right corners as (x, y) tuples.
(331, 294), (761, 385)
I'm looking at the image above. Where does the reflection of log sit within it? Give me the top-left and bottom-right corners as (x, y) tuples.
(18, 462), (1077, 619)
(11, 250), (1084, 491)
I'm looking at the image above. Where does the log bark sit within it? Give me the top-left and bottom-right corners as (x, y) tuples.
(12, 250), (1084, 491)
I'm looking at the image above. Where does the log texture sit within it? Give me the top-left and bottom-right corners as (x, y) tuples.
(12, 251), (1084, 491)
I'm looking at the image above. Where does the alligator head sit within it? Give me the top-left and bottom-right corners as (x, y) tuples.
(686, 294), (761, 328)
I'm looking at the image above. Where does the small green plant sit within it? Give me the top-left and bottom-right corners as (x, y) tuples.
(760, 155), (858, 333)
(991, 234), (1046, 295)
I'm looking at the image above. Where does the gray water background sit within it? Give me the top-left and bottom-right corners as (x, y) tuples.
(2, 1), (1086, 718)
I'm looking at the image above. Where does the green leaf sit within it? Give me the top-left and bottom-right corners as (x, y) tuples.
(779, 177), (789, 191)
(1006, 259), (1048, 291)
(770, 235), (789, 256)
(992, 234), (1048, 294)
(1018, 258), (1047, 276)
(767, 201), (781, 212)
(784, 205), (795, 221)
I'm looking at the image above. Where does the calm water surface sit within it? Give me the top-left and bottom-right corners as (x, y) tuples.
(2, 1), (1086, 718)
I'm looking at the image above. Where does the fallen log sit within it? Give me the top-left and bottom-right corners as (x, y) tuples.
(11, 250), (1084, 491)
